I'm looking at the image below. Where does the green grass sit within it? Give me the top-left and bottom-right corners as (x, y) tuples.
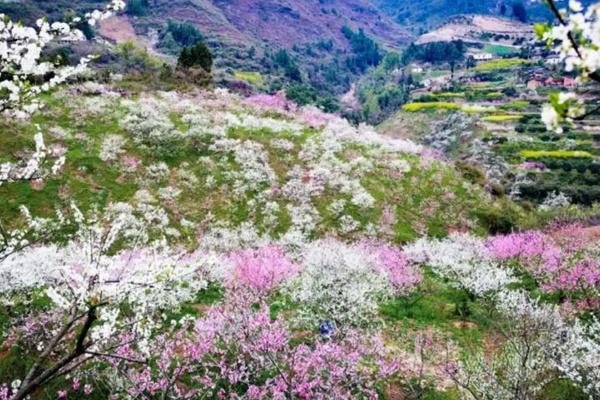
(402, 102), (496, 114)
(500, 100), (531, 111)
(461, 104), (497, 114)
(402, 102), (461, 112)
(380, 271), (497, 349)
(436, 92), (466, 99)
(483, 44), (517, 56)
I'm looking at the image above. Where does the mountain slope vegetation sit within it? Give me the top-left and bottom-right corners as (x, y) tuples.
(2, 1), (600, 399)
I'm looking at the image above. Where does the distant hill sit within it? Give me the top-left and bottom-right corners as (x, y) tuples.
(0, 0), (413, 51)
(415, 15), (533, 45)
(368, 0), (590, 34)
(0, 0), (414, 96)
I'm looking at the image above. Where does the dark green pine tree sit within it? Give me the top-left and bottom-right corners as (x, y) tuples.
(178, 42), (213, 72)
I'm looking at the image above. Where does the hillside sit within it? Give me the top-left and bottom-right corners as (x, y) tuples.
(0, 0), (413, 50)
(369, 0), (570, 33)
(0, 83), (513, 242)
(378, 55), (600, 207)
(2, 78), (598, 400)
(415, 15), (533, 45)
(2, 2), (600, 400)
(1, 0), (416, 108)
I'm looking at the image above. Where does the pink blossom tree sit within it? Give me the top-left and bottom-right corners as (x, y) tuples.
(226, 245), (300, 296)
(486, 225), (600, 312)
(114, 293), (398, 399)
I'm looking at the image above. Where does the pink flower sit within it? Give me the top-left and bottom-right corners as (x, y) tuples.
(487, 225), (600, 311)
(368, 244), (422, 295)
(246, 92), (297, 113)
(1, 384), (10, 400)
(83, 384), (93, 395)
(49, 143), (67, 157)
(520, 161), (546, 170)
(486, 231), (550, 260)
(227, 246), (300, 293)
(120, 156), (142, 173)
(298, 106), (338, 129)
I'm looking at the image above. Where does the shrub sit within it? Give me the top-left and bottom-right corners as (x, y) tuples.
(456, 161), (486, 185)
(126, 0), (149, 16)
(285, 84), (317, 106)
(117, 41), (162, 72)
(166, 20), (203, 47)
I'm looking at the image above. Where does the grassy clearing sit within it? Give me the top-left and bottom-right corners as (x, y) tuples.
(483, 44), (517, 56)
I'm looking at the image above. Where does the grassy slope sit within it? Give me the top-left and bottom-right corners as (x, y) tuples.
(0, 81), (518, 242)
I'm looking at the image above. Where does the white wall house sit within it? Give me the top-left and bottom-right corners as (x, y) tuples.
(473, 53), (494, 61)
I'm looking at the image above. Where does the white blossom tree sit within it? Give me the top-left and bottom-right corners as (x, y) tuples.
(0, 0), (125, 115)
(0, 131), (65, 187)
(0, 202), (210, 400)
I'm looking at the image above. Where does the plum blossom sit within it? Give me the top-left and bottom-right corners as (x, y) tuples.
(287, 239), (420, 328)
(405, 233), (516, 297)
(0, 203), (210, 399)
(0, 132), (65, 186)
(538, 1), (600, 130)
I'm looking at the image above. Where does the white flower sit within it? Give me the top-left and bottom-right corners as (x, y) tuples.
(286, 239), (390, 327)
(99, 135), (127, 162)
(570, 0), (583, 12)
(541, 104), (561, 133)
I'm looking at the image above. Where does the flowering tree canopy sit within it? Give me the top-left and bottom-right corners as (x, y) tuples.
(0, 203), (209, 400)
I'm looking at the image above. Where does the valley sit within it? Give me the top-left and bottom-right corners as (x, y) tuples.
(1, 1), (600, 399)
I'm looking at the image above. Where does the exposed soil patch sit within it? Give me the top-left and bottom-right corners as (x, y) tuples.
(417, 15), (532, 45)
(98, 15), (138, 43)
